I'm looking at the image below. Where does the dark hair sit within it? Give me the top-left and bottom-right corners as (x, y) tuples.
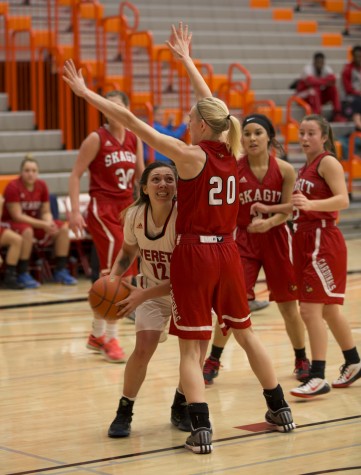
(351, 45), (361, 57)
(135, 161), (177, 207)
(20, 154), (38, 171)
(313, 52), (325, 61)
(242, 113), (285, 157)
(301, 114), (336, 156)
(105, 90), (130, 107)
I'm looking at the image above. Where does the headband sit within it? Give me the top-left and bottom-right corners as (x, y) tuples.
(242, 114), (275, 138)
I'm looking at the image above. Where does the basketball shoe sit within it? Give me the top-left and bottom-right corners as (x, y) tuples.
(249, 300), (269, 312)
(290, 378), (331, 398)
(3, 269), (25, 290)
(203, 356), (221, 385)
(108, 398), (133, 438)
(101, 338), (127, 363)
(53, 268), (78, 285)
(185, 426), (213, 454)
(17, 272), (41, 289)
(171, 399), (191, 432)
(332, 361), (361, 388)
(294, 358), (311, 382)
(86, 334), (105, 353)
(265, 404), (296, 432)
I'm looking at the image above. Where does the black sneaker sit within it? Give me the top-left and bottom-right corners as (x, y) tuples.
(171, 401), (191, 432)
(108, 399), (133, 438)
(3, 273), (25, 290)
(265, 405), (296, 433)
(185, 426), (213, 454)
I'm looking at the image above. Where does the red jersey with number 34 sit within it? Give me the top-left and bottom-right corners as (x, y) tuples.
(176, 140), (239, 235)
(89, 126), (138, 202)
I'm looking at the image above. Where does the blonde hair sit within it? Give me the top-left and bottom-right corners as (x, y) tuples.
(196, 97), (242, 158)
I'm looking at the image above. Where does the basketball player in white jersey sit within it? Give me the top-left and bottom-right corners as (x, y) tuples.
(106, 161), (190, 438)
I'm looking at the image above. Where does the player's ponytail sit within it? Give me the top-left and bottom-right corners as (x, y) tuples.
(196, 97), (242, 158)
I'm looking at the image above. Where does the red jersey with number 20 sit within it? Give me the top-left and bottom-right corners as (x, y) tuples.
(176, 140), (239, 235)
(89, 126), (138, 202)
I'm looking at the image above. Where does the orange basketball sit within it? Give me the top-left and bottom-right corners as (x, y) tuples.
(88, 275), (130, 320)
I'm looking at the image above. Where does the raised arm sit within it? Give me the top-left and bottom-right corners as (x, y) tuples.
(167, 22), (212, 100)
(63, 60), (205, 179)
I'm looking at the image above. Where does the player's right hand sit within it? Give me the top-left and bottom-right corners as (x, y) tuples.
(69, 211), (86, 238)
(250, 202), (270, 215)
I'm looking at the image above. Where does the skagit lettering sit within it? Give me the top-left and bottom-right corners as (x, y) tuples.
(238, 189), (281, 205)
(294, 178), (314, 195)
(104, 151), (136, 167)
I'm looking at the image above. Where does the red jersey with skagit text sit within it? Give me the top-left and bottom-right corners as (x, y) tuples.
(176, 140), (239, 235)
(2, 177), (49, 220)
(89, 125), (138, 202)
(237, 154), (283, 227)
(293, 151), (338, 225)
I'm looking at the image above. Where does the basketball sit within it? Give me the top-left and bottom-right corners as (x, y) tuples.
(88, 275), (130, 320)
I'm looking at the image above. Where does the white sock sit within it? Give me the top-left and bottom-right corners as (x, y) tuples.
(122, 394), (137, 402)
(92, 318), (105, 338)
(105, 322), (118, 342)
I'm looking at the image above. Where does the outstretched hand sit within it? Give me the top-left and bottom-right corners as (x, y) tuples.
(166, 22), (192, 61)
(62, 59), (88, 98)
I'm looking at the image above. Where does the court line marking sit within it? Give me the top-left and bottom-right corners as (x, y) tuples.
(0, 298), (88, 311)
(4, 415), (361, 475)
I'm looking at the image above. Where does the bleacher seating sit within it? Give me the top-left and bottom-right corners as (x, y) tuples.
(0, 0), (360, 233)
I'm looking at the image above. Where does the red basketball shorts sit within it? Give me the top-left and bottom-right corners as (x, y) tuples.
(169, 235), (251, 340)
(292, 224), (346, 305)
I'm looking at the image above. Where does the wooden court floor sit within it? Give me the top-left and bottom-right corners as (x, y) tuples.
(1, 240), (361, 475)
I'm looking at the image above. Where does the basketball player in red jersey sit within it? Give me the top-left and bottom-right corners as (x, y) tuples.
(254, 114), (361, 398)
(3, 156), (77, 288)
(0, 195), (25, 289)
(62, 22), (295, 455)
(69, 90), (144, 363)
(203, 114), (310, 386)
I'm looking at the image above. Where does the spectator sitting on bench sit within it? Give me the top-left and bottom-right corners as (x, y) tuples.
(341, 45), (361, 131)
(296, 52), (344, 122)
(2, 156), (78, 288)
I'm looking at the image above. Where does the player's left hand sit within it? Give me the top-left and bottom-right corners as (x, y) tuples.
(291, 192), (313, 211)
(115, 281), (144, 318)
(63, 59), (88, 98)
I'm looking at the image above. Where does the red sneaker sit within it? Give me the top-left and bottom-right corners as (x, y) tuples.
(203, 356), (221, 385)
(86, 334), (106, 353)
(294, 358), (311, 382)
(101, 338), (127, 363)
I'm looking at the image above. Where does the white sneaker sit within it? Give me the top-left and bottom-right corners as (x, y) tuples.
(332, 362), (361, 388)
(290, 378), (331, 399)
(249, 300), (269, 312)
